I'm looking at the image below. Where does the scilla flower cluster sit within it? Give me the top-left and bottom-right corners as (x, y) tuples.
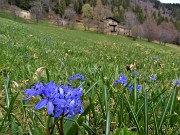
(114, 73), (142, 92)
(24, 75), (84, 118)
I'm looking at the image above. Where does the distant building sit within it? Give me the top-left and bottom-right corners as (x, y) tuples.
(118, 25), (131, 36)
(103, 17), (131, 36)
(14, 6), (31, 20)
(104, 17), (120, 35)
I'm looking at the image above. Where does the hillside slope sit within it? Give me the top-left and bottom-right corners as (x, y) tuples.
(0, 17), (180, 135)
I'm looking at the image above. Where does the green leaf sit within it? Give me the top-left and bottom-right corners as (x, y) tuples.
(0, 92), (19, 132)
(110, 128), (138, 135)
(4, 77), (10, 108)
(124, 94), (140, 134)
(105, 111), (110, 135)
(158, 90), (174, 132)
(82, 122), (96, 134)
(45, 68), (50, 82)
(66, 116), (85, 135)
(80, 102), (95, 117)
(144, 85), (148, 135)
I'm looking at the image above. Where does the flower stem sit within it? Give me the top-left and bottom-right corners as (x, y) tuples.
(60, 116), (64, 135)
(45, 115), (51, 135)
(50, 118), (58, 134)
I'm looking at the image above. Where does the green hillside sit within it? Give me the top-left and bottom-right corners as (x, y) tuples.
(0, 17), (180, 135)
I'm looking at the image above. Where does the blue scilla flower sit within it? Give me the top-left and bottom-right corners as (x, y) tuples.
(136, 85), (142, 91)
(24, 81), (84, 118)
(128, 84), (134, 92)
(24, 82), (43, 100)
(0, 35), (2, 39)
(54, 84), (84, 118)
(172, 79), (180, 87)
(133, 71), (139, 76)
(69, 74), (85, 82)
(61, 62), (65, 66)
(24, 54), (29, 59)
(128, 84), (142, 92)
(35, 82), (58, 115)
(152, 56), (158, 60)
(114, 73), (127, 86)
(149, 74), (156, 81)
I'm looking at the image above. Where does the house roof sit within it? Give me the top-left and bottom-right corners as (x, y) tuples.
(118, 25), (129, 29)
(106, 17), (120, 23)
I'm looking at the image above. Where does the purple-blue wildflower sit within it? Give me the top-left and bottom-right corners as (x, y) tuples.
(69, 74), (85, 82)
(128, 84), (134, 92)
(149, 74), (156, 81)
(136, 85), (142, 91)
(0, 35), (2, 39)
(128, 84), (142, 92)
(24, 54), (29, 59)
(114, 73), (127, 86)
(172, 79), (180, 87)
(61, 62), (65, 66)
(35, 82), (57, 115)
(133, 71), (139, 76)
(24, 82), (43, 100)
(152, 56), (158, 60)
(24, 81), (84, 118)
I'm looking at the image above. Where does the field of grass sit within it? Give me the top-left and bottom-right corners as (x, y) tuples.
(0, 16), (180, 135)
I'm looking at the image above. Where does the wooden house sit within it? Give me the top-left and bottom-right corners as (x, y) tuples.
(118, 25), (131, 36)
(103, 17), (131, 36)
(103, 17), (120, 35)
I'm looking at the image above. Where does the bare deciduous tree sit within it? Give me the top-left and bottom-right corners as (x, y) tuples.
(64, 4), (77, 29)
(131, 25), (143, 40)
(10, 5), (18, 20)
(124, 11), (139, 29)
(43, 0), (56, 19)
(30, 0), (44, 23)
(142, 15), (158, 42)
(158, 22), (177, 45)
(0, 0), (7, 9)
(177, 32), (180, 45)
(93, 0), (112, 32)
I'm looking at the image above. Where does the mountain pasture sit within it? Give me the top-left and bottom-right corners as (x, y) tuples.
(0, 17), (180, 135)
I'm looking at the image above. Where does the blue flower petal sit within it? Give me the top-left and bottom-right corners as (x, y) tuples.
(47, 101), (54, 115)
(35, 99), (48, 110)
(53, 99), (66, 105)
(24, 89), (36, 95)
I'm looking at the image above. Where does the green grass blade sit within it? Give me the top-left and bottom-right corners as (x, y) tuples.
(152, 105), (159, 135)
(0, 92), (19, 132)
(105, 110), (110, 135)
(82, 122), (96, 134)
(144, 85), (148, 135)
(169, 88), (178, 126)
(45, 68), (50, 82)
(124, 94), (140, 134)
(66, 116), (85, 135)
(158, 91), (173, 132)
(84, 81), (98, 96)
(4, 77), (10, 108)
(134, 79), (138, 113)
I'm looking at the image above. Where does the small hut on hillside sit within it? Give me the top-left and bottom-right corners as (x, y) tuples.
(103, 17), (120, 35)
(103, 17), (131, 36)
(118, 25), (131, 36)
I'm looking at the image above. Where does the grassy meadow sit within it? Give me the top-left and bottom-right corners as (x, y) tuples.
(0, 16), (180, 135)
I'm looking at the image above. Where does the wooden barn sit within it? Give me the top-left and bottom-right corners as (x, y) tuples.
(103, 17), (120, 35)
(103, 17), (131, 36)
